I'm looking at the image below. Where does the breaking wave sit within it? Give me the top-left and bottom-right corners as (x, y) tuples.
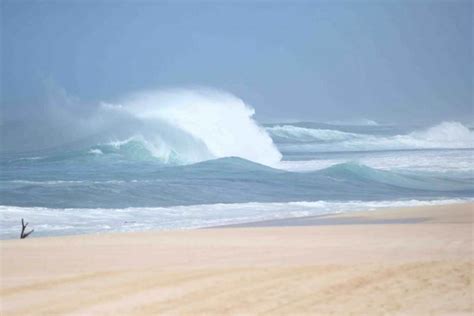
(267, 121), (474, 152)
(326, 118), (379, 126)
(267, 125), (360, 143)
(100, 89), (282, 166)
(2, 88), (282, 166)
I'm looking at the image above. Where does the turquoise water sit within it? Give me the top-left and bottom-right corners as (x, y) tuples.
(1, 94), (473, 238)
(1, 151), (472, 209)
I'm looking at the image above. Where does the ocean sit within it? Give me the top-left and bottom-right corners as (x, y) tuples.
(1, 90), (473, 238)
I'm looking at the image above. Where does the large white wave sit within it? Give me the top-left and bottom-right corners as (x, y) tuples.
(104, 89), (282, 166)
(2, 87), (283, 166)
(268, 121), (474, 152)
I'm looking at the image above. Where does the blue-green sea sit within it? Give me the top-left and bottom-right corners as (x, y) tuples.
(1, 91), (472, 238)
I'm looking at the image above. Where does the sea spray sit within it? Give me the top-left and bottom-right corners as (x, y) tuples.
(1, 88), (282, 166)
(112, 89), (282, 166)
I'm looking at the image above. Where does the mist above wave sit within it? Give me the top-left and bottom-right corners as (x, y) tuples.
(2, 88), (282, 166)
(108, 89), (282, 166)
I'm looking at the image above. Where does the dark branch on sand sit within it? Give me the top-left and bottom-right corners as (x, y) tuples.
(20, 218), (34, 239)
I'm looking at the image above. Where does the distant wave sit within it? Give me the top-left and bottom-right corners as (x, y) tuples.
(87, 148), (103, 155)
(268, 121), (474, 152)
(267, 125), (360, 143)
(315, 162), (473, 192)
(326, 118), (379, 126)
(277, 149), (474, 174)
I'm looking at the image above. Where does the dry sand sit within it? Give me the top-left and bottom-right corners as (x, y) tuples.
(1, 203), (473, 315)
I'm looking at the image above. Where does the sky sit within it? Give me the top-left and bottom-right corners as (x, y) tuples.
(1, 0), (472, 124)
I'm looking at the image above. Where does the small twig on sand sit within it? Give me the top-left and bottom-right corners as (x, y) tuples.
(20, 218), (34, 239)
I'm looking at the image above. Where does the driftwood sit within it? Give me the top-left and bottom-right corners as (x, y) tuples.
(20, 218), (34, 239)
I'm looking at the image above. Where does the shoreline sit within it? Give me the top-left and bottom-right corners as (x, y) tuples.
(212, 201), (472, 228)
(0, 199), (471, 240)
(1, 202), (473, 315)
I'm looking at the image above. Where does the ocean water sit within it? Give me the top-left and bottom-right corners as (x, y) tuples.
(1, 90), (473, 238)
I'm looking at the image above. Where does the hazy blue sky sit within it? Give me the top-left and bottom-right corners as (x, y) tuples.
(1, 0), (472, 124)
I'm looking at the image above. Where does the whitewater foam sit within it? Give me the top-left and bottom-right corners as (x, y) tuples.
(88, 148), (103, 155)
(267, 125), (359, 143)
(277, 149), (474, 173)
(0, 199), (469, 239)
(326, 118), (380, 126)
(410, 121), (473, 145)
(106, 89), (282, 166)
(269, 121), (474, 152)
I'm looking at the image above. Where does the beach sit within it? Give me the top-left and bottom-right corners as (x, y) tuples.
(2, 1), (472, 315)
(1, 203), (473, 315)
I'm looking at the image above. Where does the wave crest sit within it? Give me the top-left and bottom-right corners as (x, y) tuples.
(105, 89), (282, 166)
(268, 121), (474, 152)
(267, 125), (359, 143)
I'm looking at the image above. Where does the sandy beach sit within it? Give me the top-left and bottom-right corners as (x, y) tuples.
(1, 203), (473, 315)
